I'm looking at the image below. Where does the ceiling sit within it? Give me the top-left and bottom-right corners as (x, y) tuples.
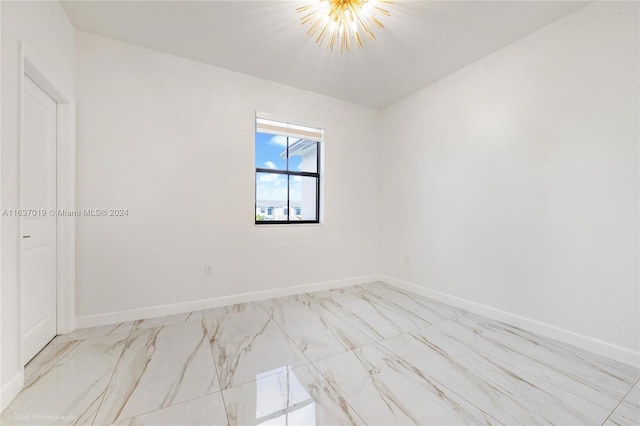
(61, 0), (588, 108)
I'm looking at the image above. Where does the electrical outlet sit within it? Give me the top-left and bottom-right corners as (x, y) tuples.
(204, 265), (213, 277)
(403, 256), (410, 266)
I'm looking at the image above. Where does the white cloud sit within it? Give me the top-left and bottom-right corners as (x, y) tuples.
(256, 175), (287, 199)
(258, 174), (285, 184)
(264, 161), (276, 169)
(256, 186), (287, 200)
(270, 135), (287, 146)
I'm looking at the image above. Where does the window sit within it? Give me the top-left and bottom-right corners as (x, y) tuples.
(255, 116), (322, 224)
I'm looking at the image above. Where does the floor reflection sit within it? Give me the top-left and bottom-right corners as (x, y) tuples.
(256, 366), (316, 425)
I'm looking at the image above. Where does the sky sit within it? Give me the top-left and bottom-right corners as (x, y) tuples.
(255, 132), (302, 202)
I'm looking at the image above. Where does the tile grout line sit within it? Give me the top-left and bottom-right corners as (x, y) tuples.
(266, 286), (440, 366)
(201, 313), (232, 426)
(375, 325), (508, 426)
(276, 308), (372, 424)
(13, 284), (635, 426)
(392, 311), (638, 425)
(270, 287), (480, 424)
(90, 322), (136, 426)
(452, 313), (640, 417)
(600, 378), (640, 426)
(265, 292), (364, 366)
(261, 291), (371, 424)
(104, 313), (228, 425)
(265, 299), (317, 367)
(304, 359), (370, 425)
(257, 296), (325, 373)
(441, 315), (633, 416)
(293, 303), (504, 425)
(104, 392), (227, 425)
(205, 302), (314, 395)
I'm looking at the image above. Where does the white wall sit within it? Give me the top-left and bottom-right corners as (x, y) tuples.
(381, 1), (639, 359)
(0, 0), (76, 408)
(3, 2), (637, 409)
(0, 0), (4, 406)
(75, 33), (381, 319)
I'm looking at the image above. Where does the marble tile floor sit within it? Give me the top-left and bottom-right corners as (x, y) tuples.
(1, 281), (638, 426)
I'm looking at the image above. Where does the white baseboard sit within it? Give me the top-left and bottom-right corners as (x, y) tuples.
(1, 370), (24, 412)
(76, 275), (380, 329)
(74, 273), (639, 368)
(380, 275), (640, 368)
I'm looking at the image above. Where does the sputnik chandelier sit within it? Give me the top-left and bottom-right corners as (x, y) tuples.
(296, 0), (392, 53)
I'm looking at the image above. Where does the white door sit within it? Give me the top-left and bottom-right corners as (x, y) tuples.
(21, 76), (57, 363)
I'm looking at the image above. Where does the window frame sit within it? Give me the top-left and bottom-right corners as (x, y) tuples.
(255, 135), (321, 225)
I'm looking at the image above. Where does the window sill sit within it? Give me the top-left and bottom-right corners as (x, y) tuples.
(254, 222), (324, 227)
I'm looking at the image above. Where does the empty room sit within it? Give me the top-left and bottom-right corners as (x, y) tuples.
(0, 0), (638, 425)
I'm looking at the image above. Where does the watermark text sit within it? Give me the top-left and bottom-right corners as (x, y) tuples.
(13, 413), (77, 422)
(2, 209), (129, 217)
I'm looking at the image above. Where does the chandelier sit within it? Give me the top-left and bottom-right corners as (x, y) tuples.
(296, 0), (392, 53)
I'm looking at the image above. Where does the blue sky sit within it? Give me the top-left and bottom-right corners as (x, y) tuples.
(255, 132), (302, 201)
(255, 132), (301, 171)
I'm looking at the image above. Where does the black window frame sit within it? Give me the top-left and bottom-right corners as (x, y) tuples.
(255, 135), (321, 225)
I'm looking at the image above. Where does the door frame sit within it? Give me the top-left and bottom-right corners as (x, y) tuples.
(17, 42), (76, 366)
